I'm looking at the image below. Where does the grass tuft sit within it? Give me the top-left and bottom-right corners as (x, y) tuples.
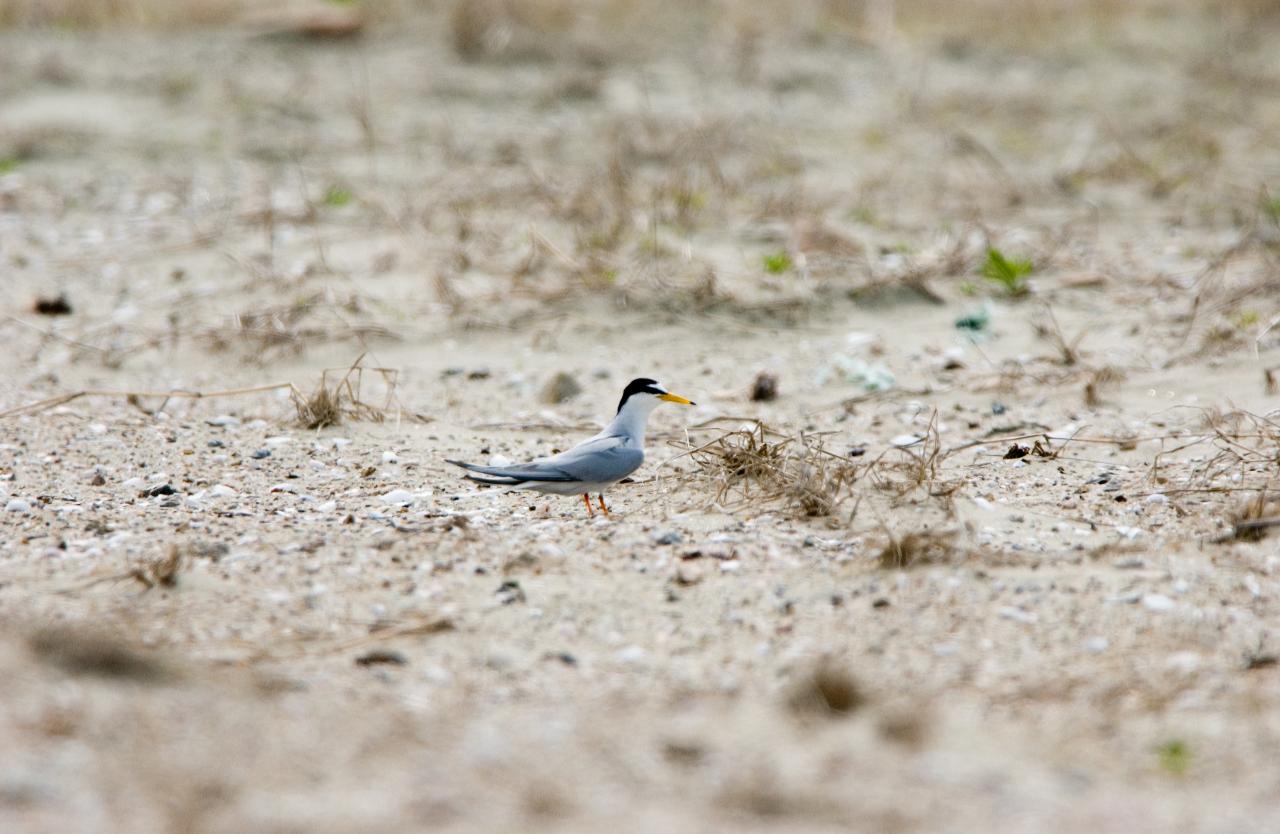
(982, 247), (1032, 296)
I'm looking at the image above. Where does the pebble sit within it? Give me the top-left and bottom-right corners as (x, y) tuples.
(123, 477), (145, 490)
(380, 489), (415, 506)
(1142, 593), (1175, 612)
(381, 451), (398, 464)
(206, 415), (240, 427)
(207, 439), (224, 448)
(997, 606), (1038, 624)
(890, 434), (922, 447)
(147, 484), (176, 497)
(209, 484), (237, 498)
(1083, 636), (1109, 653)
(654, 531), (682, 546)
(615, 646), (647, 664)
(264, 436), (292, 447)
(1145, 493), (1168, 505)
(5, 498), (32, 513)
(251, 449), (271, 460)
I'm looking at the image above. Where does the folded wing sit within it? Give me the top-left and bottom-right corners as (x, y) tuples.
(447, 434), (643, 486)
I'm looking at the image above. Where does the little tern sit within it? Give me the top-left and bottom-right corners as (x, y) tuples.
(447, 378), (695, 516)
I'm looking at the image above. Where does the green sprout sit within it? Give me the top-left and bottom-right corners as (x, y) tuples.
(763, 250), (793, 274)
(323, 185), (353, 207)
(0, 158), (18, 174)
(1264, 195), (1280, 224)
(1156, 740), (1190, 776)
(982, 247), (1033, 296)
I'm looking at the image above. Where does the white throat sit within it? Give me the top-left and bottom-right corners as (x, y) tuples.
(604, 396), (661, 446)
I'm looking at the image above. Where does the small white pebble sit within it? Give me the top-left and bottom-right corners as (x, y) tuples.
(207, 415), (240, 427)
(381, 451), (399, 464)
(890, 434), (921, 447)
(5, 498), (32, 513)
(122, 477), (145, 490)
(1142, 593), (1175, 612)
(209, 484), (237, 498)
(264, 436), (292, 447)
(1145, 493), (1168, 505)
(88, 423), (107, 435)
(380, 489), (415, 506)
(997, 606), (1037, 624)
(1084, 636), (1109, 653)
(615, 646), (647, 664)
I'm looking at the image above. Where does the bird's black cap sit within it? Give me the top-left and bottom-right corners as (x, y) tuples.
(617, 378), (663, 413)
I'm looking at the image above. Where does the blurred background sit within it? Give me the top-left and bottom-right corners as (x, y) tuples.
(1, 0), (1278, 390)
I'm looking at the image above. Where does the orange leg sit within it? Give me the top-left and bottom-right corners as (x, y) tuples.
(581, 494), (594, 516)
(597, 495), (610, 517)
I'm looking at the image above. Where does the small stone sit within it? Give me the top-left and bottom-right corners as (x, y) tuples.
(206, 415), (240, 427)
(997, 606), (1037, 624)
(5, 498), (32, 513)
(209, 484), (237, 498)
(615, 645), (647, 664)
(890, 434), (921, 447)
(89, 472), (106, 486)
(750, 372), (779, 402)
(122, 477), (145, 490)
(207, 439), (224, 448)
(540, 372), (582, 404)
(1084, 636), (1109, 653)
(381, 451), (398, 464)
(264, 436), (292, 447)
(147, 484), (176, 497)
(654, 531), (682, 546)
(1145, 493), (1168, 505)
(251, 449), (271, 460)
(1142, 593), (1175, 612)
(379, 489), (415, 506)
(496, 580), (526, 605)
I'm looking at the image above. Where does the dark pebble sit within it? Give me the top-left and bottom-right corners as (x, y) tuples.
(251, 449), (270, 459)
(148, 484), (176, 497)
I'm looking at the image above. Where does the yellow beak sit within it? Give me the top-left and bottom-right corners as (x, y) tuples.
(658, 392), (695, 406)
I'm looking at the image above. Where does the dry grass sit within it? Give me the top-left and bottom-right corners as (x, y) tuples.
(875, 529), (961, 569)
(679, 423), (861, 518)
(291, 355), (404, 429)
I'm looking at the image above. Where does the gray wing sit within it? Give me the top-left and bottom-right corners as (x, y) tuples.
(447, 434), (642, 485)
(553, 441), (644, 484)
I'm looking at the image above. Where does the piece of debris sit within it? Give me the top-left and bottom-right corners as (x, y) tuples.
(29, 627), (170, 682)
(32, 294), (72, 315)
(750, 372), (779, 402)
(1003, 444), (1029, 459)
(876, 530), (960, 570)
(496, 580), (526, 605)
(541, 372), (582, 404)
(786, 666), (866, 718)
(355, 649), (407, 667)
(147, 484), (176, 497)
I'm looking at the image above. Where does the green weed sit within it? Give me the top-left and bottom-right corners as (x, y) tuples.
(982, 247), (1032, 296)
(763, 250), (793, 274)
(1156, 739), (1190, 776)
(323, 185), (353, 207)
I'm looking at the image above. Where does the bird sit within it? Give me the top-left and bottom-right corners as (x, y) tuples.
(447, 378), (695, 517)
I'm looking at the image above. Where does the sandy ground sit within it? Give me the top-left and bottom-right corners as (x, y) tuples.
(3, 4), (1280, 832)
